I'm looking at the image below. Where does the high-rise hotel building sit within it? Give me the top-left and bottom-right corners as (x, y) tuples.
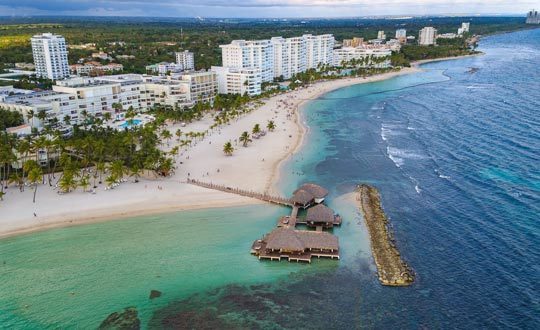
(419, 27), (438, 46)
(220, 39), (274, 83)
(31, 33), (70, 80)
(219, 34), (335, 83)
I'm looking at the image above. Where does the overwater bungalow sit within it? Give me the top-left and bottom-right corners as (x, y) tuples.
(291, 183), (329, 208)
(305, 204), (342, 229)
(251, 227), (339, 263)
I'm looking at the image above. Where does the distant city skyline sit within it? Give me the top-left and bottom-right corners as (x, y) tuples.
(0, 1), (537, 18)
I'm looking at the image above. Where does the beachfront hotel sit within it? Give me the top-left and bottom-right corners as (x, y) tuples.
(332, 48), (392, 68)
(31, 33), (70, 80)
(419, 27), (438, 45)
(211, 66), (262, 96)
(220, 39), (275, 83)
(219, 34), (335, 82)
(0, 71), (217, 129)
(270, 36), (307, 79)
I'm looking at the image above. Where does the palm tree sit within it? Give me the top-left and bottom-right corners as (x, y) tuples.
(26, 110), (35, 128)
(223, 141), (234, 156)
(252, 124), (261, 135)
(27, 164), (42, 203)
(109, 160), (125, 181)
(267, 120), (276, 131)
(105, 174), (117, 188)
(79, 174), (90, 192)
(175, 129), (182, 142)
(58, 170), (78, 193)
(129, 164), (142, 183)
(103, 112), (113, 122)
(161, 129), (172, 146)
(239, 131), (252, 147)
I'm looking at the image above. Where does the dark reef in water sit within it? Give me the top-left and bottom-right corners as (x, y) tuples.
(99, 307), (141, 330)
(149, 290), (162, 300)
(147, 262), (413, 329)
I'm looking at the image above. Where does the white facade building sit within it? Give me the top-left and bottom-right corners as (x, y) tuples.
(146, 62), (185, 75)
(304, 34), (335, 69)
(220, 40), (274, 83)
(211, 66), (262, 96)
(377, 31), (387, 40)
(396, 29), (407, 39)
(270, 36), (307, 79)
(458, 22), (471, 34)
(0, 72), (217, 128)
(419, 27), (437, 46)
(332, 48), (392, 68)
(219, 34), (334, 83)
(176, 50), (195, 70)
(31, 33), (70, 80)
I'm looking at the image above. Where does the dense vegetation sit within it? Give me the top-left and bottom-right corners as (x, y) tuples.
(0, 16), (530, 72)
(0, 108), (24, 130)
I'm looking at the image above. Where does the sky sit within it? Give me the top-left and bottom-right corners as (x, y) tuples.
(0, 0), (537, 18)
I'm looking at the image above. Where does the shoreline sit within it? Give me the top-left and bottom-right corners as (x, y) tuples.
(1, 55), (478, 240)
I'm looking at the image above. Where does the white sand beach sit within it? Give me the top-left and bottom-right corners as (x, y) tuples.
(0, 67), (421, 238)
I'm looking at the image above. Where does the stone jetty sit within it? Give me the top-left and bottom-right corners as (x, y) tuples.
(356, 184), (414, 286)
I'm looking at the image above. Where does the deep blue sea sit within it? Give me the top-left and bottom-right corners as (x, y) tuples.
(1, 28), (539, 329)
(276, 28), (540, 328)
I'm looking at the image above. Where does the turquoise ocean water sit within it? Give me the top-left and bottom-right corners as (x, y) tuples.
(1, 29), (539, 328)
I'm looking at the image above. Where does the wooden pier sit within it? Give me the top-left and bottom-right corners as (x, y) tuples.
(356, 184), (414, 286)
(188, 179), (342, 264)
(187, 179), (293, 207)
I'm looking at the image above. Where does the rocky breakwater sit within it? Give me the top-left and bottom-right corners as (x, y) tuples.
(356, 184), (414, 286)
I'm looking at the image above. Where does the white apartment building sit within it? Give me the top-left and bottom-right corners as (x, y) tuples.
(211, 66), (262, 96)
(0, 72), (217, 128)
(377, 31), (387, 40)
(304, 34), (335, 69)
(146, 62), (184, 75)
(396, 29), (407, 39)
(31, 33), (70, 80)
(458, 22), (471, 35)
(419, 27), (437, 46)
(220, 40), (274, 83)
(271, 36), (307, 79)
(176, 50), (195, 71)
(332, 48), (392, 68)
(173, 71), (218, 105)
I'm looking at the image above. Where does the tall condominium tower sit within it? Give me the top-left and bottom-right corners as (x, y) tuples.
(175, 50), (195, 71)
(526, 9), (540, 24)
(31, 33), (70, 80)
(418, 27), (438, 46)
(271, 36), (307, 79)
(220, 40), (274, 83)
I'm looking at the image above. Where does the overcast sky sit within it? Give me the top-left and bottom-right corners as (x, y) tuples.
(0, 0), (536, 17)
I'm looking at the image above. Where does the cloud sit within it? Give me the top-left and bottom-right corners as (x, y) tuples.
(0, 0), (536, 17)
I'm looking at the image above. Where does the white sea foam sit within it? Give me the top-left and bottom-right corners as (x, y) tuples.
(415, 185), (422, 194)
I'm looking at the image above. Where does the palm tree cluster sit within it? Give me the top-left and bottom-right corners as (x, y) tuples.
(0, 118), (175, 202)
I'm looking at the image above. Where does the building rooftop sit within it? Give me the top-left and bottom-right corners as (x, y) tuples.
(306, 204), (335, 224)
(265, 227), (339, 252)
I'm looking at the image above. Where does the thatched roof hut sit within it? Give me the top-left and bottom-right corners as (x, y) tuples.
(291, 189), (314, 207)
(296, 231), (339, 251)
(295, 183), (328, 199)
(266, 228), (304, 252)
(264, 227), (339, 252)
(306, 204), (335, 227)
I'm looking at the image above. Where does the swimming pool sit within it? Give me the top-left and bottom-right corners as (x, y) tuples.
(118, 119), (142, 129)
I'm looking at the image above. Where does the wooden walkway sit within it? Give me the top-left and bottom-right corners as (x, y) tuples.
(187, 179), (293, 207)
